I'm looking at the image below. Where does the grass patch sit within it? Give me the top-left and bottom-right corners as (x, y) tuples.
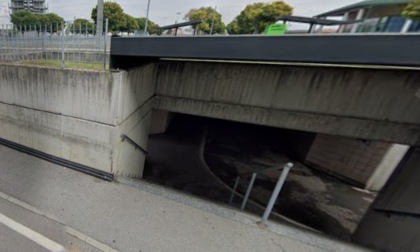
(16, 60), (107, 70)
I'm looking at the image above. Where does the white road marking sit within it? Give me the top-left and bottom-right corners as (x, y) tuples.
(0, 191), (119, 252)
(66, 227), (119, 252)
(0, 212), (67, 252)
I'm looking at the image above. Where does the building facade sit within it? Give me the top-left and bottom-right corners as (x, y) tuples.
(10, 0), (48, 15)
(315, 0), (420, 33)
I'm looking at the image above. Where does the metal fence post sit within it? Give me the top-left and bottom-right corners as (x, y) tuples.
(61, 21), (65, 69)
(103, 18), (108, 70)
(240, 173), (257, 211)
(261, 162), (294, 225)
(229, 176), (240, 205)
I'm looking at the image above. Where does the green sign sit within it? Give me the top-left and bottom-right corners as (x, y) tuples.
(264, 24), (288, 35)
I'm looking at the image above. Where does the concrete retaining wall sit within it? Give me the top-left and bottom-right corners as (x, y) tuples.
(0, 63), (155, 177)
(305, 134), (392, 187)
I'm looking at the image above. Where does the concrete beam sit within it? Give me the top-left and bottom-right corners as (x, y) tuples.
(111, 34), (420, 68)
(155, 96), (420, 146)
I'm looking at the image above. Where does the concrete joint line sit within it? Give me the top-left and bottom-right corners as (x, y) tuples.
(0, 212), (67, 252)
(0, 190), (119, 252)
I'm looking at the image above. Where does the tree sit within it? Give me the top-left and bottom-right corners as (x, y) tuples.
(69, 19), (95, 34)
(227, 1), (293, 34)
(11, 11), (64, 33)
(39, 13), (64, 32)
(11, 11), (41, 27)
(136, 17), (160, 34)
(91, 2), (125, 32)
(119, 14), (139, 33)
(402, 0), (420, 20)
(39, 13), (64, 25)
(185, 7), (225, 34)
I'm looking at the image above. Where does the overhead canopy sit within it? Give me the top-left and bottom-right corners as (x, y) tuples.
(278, 15), (363, 26)
(160, 20), (203, 30)
(315, 0), (411, 17)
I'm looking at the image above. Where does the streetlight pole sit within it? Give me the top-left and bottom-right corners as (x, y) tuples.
(96, 0), (104, 36)
(144, 0), (151, 35)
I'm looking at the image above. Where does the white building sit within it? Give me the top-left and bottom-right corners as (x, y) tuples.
(9, 0), (48, 15)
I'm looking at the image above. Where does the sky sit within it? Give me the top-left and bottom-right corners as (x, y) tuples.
(1, 0), (361, 26)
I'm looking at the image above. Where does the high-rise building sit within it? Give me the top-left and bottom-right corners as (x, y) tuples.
(10, 0), (48, 15)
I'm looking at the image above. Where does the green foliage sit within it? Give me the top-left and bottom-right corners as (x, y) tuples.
(402, 0), (420, 20)
(11, 11), (41, 27)
(136, 18), (160, 34)
(184, 7), (225, 34)
(119, 14), (139, 32)
(39, 13), (64, 32)
(227, 1), (293, 34)
(69, 19), (95, 34)
(39, 13), (64, 25)
(11, 11), (64, 32)
(91, 2), (125, 32)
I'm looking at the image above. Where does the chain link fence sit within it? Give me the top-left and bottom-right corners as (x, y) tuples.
(0, 20), (110, 69)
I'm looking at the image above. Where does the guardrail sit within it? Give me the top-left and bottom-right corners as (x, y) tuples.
(229, 162), (294, 225)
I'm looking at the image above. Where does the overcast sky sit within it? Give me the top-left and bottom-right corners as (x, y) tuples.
(49, 0), (360, 25)
(1, 0), (360, 26)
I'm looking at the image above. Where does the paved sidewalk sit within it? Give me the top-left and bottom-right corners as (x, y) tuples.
(0, 145), (371, 252)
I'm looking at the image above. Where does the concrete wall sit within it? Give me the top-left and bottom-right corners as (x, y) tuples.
(149, 110), (173, 135)
(112, 64), (156, 177)
(0, 63), (155, 177)
(155, 61), (420, 145)
(352, 148), (420, 252)
(305, 134), (394, 188)
(365, 144), (409, 191)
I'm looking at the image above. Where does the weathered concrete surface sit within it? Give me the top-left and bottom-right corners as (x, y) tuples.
(113, 99), (153, 178)
(0, 63), (155, 177)
(0, 144), (372, 252)
(149, 110), (174, 135)
(155, 96), (420, 145)
(305, 134), (409, 191)
(352, 148), (420, 252)
(365, 144), (409, 191)
(0, 102), (115, 172)
(0, 64), (120, 125)
(155, 61), (420, 145)
(305, 134), (392, 187)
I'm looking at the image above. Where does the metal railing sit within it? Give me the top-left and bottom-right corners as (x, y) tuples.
(0, 19), (110, 69)
(121, 134), (149, 156)
(229, 162), (294, 225)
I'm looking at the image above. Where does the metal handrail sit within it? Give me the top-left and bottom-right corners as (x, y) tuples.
(121, 134), (149, 155)
(229, 162), (294, 226)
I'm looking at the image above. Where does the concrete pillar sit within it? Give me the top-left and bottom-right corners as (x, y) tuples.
(401, 19), (413, 33)
(149, 110), (173, 135)
(350, 8), (365, 33)
(365, 144), (410, 192)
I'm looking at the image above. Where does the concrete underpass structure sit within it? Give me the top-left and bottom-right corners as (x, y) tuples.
(1, 34), (420, 251)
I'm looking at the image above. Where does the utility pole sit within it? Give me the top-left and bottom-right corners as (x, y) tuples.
(96, 0), (104, 36)
(144, 0), (151, 35)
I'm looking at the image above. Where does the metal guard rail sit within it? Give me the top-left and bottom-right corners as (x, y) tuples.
(229, 162), (294, 225)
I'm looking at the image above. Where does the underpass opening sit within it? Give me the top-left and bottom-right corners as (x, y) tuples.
(143, 112), (406, 241)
